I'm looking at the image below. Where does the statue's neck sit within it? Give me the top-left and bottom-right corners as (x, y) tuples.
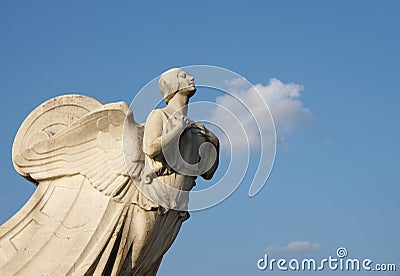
(165, 95), (189, 116)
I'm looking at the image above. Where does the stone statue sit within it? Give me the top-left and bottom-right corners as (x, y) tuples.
(0, 68), (219, 275)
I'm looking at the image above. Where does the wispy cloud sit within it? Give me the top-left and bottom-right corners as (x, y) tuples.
(208, 78), (313, 152)
(266, 241), (322, 256)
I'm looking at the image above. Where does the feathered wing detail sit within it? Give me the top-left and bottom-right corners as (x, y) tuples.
(0, 95), (159, 275)
(13, 101), (144, 202)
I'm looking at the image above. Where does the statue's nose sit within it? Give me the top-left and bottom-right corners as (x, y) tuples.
(189, 76), (194, 81)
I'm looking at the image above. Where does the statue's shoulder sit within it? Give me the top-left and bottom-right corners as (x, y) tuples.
(145, 108), (169, 124)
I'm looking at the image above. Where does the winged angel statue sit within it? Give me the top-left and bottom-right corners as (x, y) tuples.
(0, 68), (219, 275)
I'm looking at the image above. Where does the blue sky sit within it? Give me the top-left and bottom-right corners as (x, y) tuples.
(1, 1), (399, 275)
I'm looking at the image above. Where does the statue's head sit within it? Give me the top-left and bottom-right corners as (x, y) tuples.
(158, 68), (196, 104)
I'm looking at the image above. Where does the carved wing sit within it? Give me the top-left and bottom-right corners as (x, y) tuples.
(0, 95), (148, 275)
(13, 98), (144, 202)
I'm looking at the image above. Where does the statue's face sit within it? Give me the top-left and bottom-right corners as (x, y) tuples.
(177, 69), (196, 97)
(159, 68), (196, 103)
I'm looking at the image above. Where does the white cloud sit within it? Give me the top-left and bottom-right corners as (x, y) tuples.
(266, 241), (322, 256)
(208, 77), (313, 152)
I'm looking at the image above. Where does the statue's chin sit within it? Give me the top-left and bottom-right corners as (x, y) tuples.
(178, 86), (196, 97)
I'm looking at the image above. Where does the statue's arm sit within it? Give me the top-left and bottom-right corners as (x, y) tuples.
(144, 110), (187, 159)
(143, 111), (164, 159)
